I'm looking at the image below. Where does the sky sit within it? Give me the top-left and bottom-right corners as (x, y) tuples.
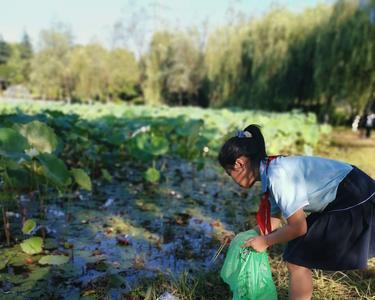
(1, 0), (334, 49)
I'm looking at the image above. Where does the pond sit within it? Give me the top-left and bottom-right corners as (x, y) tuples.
(0, 159), (260, 299)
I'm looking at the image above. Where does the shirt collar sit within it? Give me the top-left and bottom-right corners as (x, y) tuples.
(259, 159), (268, 193)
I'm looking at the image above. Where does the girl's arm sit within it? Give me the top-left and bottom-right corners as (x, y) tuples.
(270, 213), (282, 232)
(265, 209), (306, 246)
(243, 209), (306, 251)
(221, 213), (283, 245)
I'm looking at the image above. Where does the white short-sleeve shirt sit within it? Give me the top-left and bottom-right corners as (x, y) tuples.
(259, 156), (353, 219)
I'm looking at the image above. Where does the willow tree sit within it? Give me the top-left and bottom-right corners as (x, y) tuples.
(279, 5), (332, 111)
(0, 36), (11, 65)
(204, 8), (317, 110)
(204, 24), (247, 107)
(142, 31), (173, 105)
(68, 44), (109, 103)
(0, 33), (33, 86)
(241, 9), (298, 110)
(142, 30), (207, 106)
(4, 44), (24, 84)
(30, 25), (74, 100)
(107, 48), (140, 101)
(69, 44), (140, 102)
(19, 32), (33, 83)
(0, 37), (12, 80)
(203, 0), (373, 118)
(314, 0), (375, 117)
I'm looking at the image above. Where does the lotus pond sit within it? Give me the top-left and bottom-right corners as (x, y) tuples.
(0, 100), (330, 299)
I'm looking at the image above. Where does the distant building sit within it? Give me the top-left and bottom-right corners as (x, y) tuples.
(3, 84), (31, 99)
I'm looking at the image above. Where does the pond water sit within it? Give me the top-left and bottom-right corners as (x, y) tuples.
(0, 159), (261, 299)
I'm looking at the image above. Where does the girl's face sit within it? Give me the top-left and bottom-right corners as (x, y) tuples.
(227, 156), (258, 188)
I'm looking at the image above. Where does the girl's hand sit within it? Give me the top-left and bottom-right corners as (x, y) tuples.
(220, 230), (235, 245)
(241, 235), (269, 252)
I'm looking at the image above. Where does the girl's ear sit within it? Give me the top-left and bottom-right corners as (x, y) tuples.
(234, 156), (247, 169)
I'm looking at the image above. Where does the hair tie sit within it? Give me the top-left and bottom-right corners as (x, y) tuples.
(236, 130), (252, 138)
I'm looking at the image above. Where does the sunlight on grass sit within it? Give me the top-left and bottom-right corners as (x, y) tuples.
(104, 215), (160, 242)
(317, 127), (375, 178)
(268, 255), (373, 300)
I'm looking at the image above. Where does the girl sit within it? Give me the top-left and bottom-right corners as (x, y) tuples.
(218, 124), (375, 300)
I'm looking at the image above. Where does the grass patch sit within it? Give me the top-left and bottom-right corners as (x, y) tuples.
(316, 127), (375, 178)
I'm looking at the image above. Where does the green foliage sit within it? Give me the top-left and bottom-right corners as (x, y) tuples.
(313, 0), (374, 115)
(142, 32), (173, 105)
(38, 255), (69, 265)
(0, 118), (91, 193)
(36, 153), (71, 188)
(136, 134), (169, 157)
(0, 127), (29, 158)
(71, 168), (92, 191)
(205, 24), (250, 107)
(0, 33), (33, 84)
(107, 48), (140, 100)
(143, 31), (207, 106)
(69, 44), (109, 102)
(5, 44), (27, 84)
(175, 118), (206, 160)
(0, 101), (327, 166)
(20, 32), (33, 60)
(0, 256), (9, 270)
(101, 168), (113, 182)
(17, 120), (58, 154)
(203, 0), (374, 118)
(30, 34), (140, 102)
(30, 24), (74, 100)
(20, 237), (43, 254)
(0, 37), (11, 65)
(22, 219), (36, 234)
(0, 116), (93, 273)
(144, 167), (160, 183)
(7, 168), (35, 192)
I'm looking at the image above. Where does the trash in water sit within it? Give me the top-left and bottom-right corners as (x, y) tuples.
(102, 198), (115, 208)
(47, 207), (65, 218)
(158, 292), (180, 300)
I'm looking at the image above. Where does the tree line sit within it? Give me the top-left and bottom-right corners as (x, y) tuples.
(0, 0), (373, 122)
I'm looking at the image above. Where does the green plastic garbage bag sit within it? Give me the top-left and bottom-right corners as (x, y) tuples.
(220, 229), (277, 300)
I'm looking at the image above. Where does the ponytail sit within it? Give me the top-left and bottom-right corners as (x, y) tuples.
(218, 124), (267, 172)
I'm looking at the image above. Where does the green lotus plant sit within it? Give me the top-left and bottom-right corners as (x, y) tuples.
(0, 120), (91, 246)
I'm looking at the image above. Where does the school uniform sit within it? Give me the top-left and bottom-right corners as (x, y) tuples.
(259, 156), (375, 271)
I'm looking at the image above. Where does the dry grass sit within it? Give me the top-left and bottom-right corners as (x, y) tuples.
(317, 127), (375, 178)
(269, 254), (375, 300)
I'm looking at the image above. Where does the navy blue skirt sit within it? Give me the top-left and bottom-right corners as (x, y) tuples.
(283, 166), (375, 271)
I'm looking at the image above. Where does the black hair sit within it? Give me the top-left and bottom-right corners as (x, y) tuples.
(218, 124), (267, 172)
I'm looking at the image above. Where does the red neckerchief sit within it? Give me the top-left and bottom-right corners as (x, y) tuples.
(256, 156), (279, 235)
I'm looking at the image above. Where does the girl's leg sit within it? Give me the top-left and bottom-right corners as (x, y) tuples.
(287, 262), (313, 300)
